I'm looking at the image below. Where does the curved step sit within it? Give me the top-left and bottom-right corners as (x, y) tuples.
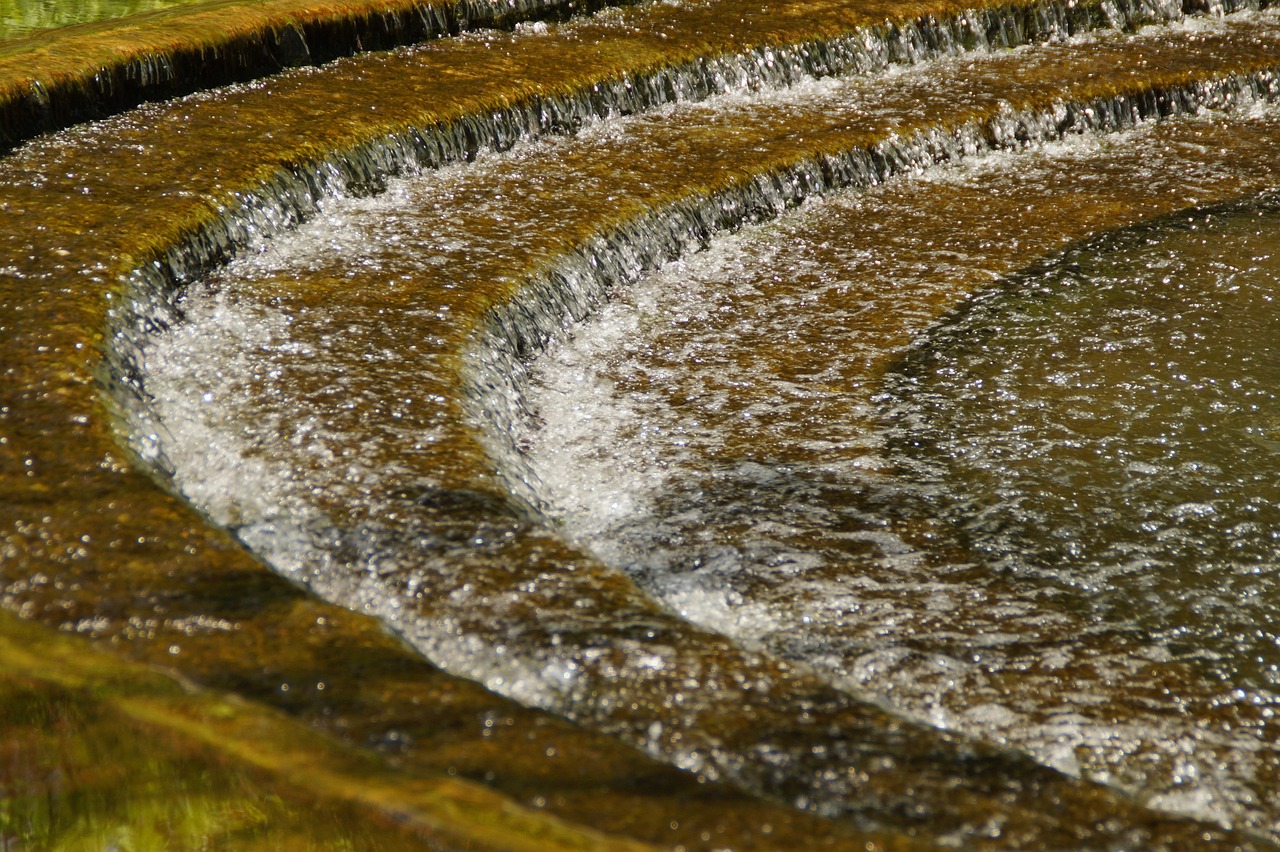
(0, 0), (639, 153)
(506, 96), (1280, 843)
(120, 10), (1280, 848)
(0, 609), (658, 851)
(2, 1), (1068, 846)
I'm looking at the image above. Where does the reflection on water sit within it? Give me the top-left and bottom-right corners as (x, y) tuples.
(511, 121), (1280, 835)
(104, 5), (1280, 847)
(887, 200), (1280, 685)
(0, 0), (209, 41)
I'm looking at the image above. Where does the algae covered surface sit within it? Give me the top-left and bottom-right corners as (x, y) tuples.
(0, 610), (665, 851)
(0, 0), (211, 42)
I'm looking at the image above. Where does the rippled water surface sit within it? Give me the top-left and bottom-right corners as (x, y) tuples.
(123, 9), (1280, 844)
(888, 200), (1280, 686)
(0, 0), (210, 41)
(509, 122), (1280, 831)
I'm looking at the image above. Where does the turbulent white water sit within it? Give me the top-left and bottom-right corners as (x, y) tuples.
(504, 116), (1280, 830)
(123, 9), (1280, 841)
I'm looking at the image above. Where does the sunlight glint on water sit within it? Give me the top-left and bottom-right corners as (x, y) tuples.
(886, 202), (1280, 682)
(509, 120), (1280, 832)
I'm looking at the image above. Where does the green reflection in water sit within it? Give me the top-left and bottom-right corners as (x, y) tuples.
(0, 610), (624, 851)
(0, 0), (212, 41)
(0, 613), (376, 849)
(886, 196), (1280, 687)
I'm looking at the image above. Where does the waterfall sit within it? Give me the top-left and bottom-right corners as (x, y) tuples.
(467, 70), (1280, 510)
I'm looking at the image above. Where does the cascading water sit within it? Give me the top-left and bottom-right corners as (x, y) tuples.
(111, 6), (1280, 846)
(503, 128), (1280, 834)
(9, 0), (1280, 846)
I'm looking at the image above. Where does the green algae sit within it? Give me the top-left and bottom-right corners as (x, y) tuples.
(0, 0), (213, 43)
(0, 610), (660, 851)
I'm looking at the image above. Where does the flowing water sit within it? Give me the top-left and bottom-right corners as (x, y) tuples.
(509, 128), (1280, 833)
(7, 0), (1280, 845)
(0, 0), (208, 41)
(113, 8), (1280, 846)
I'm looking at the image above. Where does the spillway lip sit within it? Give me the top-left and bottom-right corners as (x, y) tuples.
(107, 2), (1280, 649)
(0, 0), (642, 155)
(1, 0), (1254, 157)
(0, 0), (1269, 839)
(891, 187), (1280, 373)
(465, 68), (1280, 566)
(108, 9), (1280, 843)
(105, 0), (1231, 375)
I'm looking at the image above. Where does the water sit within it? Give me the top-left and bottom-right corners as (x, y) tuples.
(0, 0), (1252, 843)
(510, 120), (1280, 835)
(0, 0), (210, 41)
(885, 202), (1280, 637)
(115, 9), (1280, 845)
(886, 197), (1280, 684)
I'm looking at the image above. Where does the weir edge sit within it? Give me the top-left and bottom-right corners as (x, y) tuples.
(101, 5), (1280, 842)
(0, 0), (641, 153)
(108, 0), (1243, 429)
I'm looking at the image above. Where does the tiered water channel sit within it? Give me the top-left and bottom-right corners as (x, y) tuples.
(7, 0), (1280, 847)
